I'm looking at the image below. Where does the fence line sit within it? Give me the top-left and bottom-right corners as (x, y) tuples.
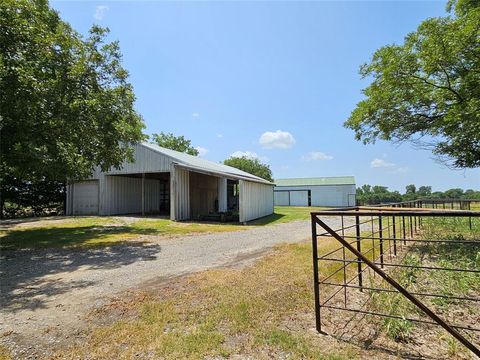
(311, 200), (480, 357)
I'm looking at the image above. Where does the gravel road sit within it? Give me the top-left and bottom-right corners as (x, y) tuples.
(0, 216), (350, 357)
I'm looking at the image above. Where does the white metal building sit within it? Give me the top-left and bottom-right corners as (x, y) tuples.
(274, 177), (356, 207)
(66, 142), (274, 223)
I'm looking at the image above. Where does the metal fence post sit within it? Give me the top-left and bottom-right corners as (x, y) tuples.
(341, 215), (347, 307)
(311, 214), (321, 332)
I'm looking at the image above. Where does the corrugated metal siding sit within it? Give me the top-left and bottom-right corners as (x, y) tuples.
(275, 176), (355, 186)
(273, 191), (289, 206)
(189, 172), (217, 219)
(289, 190), (309, 206)
(66, 184), (73, 215)
(239, 180), (274, 223)
(145, 179), (161, 213)
(144, 142), (271, 184)
(91, 144), (172, 178)
(218, 178), (227, 212)
(104, 176), (161, 215)
(106, 176), (141, 214)
(274, 185), (356, 207)
(172, 167), (190, 220)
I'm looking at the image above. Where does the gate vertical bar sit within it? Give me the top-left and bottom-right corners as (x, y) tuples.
(341, 215), (347, 307)
(311, 214), (321, 332)
(378, 215), (384, 268)
(392, 215), (397, 256)
(355, 214), (363, 291)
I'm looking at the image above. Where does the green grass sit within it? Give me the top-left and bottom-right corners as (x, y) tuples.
(369, 215), (480, 346)
(0, 206), (324, 250)
(0, 217), (245, 250)
(250, 206), (327, 225)
(57, 241), (358, 359)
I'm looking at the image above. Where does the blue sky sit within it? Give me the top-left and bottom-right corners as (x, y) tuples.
(52, 0), (479, 192)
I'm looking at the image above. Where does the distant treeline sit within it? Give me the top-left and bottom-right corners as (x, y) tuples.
(356, 185), (480, 205)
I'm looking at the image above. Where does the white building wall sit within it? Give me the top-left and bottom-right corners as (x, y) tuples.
(289, 190), (309, 206)
(273, 191), (289, 206)
(239, 180), (274, 223)
(274, 185), (356, 207)
(218, 178), (228, 212)
(91, 143), (172, 178)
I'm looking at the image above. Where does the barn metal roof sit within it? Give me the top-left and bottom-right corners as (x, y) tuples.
(142, 142), (273, 185)
(274, 176), (356, 187)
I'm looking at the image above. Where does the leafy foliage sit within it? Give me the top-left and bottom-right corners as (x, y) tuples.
(345, 1), (480, 168)
(151, 132), (199, 156)
(357, 184), (480, 205)
(0, 0), (145, 180)
(0, 0), (145, 216)
(1, 176), (65, 218)
(223, 156), (273, 182)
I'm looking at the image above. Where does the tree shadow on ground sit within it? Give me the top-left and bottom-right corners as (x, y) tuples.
(0, 226), (161, 312)
(0, 225), (157, 250)
(247, 213), (286, 226)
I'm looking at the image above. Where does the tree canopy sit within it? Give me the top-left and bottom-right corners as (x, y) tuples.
(151, 132), (199, 156)
(223, 156), (273, 182)
(356, 184), (480, 205)
(0, 0), (145, 183)
(345, 1), (480, 168)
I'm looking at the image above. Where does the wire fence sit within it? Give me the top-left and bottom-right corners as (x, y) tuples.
(311, 199), (480, 357)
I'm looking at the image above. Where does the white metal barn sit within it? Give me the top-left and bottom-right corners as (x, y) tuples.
(274, 177), (356, 207)
(66, 142), (274, 223)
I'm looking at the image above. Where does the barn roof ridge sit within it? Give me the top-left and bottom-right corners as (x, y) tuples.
(141, 142), (273, 184)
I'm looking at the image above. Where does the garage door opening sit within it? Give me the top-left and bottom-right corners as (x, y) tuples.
(274, 190), (311, 206)
(106, 172), (170, 216)
(72, 180), (99, 215)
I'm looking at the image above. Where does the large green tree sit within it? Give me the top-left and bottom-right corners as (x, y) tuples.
(223, 156), (273, 182)
(151, 132), (199, 156)
(345, 1), (480, 168)
(0, 0), (145, 183)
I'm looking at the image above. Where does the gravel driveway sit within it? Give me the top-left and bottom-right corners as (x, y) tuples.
(0, 216), (349, 357)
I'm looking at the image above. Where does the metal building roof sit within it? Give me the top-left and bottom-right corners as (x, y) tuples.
(274, 176), (356, 187)
(142, 142), (273, 185)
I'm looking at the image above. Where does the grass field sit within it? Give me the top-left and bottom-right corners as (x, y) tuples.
(0, 206), (325, 250)
(56, 214), (479, 359)
(55, 241), (358, 360)
(250, 206), (327, 225)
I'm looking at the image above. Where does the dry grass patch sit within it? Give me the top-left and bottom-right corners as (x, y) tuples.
(57, 240), (358, 359)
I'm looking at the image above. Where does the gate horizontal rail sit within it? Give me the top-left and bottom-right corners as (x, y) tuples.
(311, 205), (480, 357)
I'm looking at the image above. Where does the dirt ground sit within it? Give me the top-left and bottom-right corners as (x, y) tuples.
(2, 216), (477, 359)
(1, 218), (338, 359)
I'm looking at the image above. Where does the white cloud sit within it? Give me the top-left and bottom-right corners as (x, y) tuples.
(395, 166), (410, 174)
(230, 151), (268, 162)
(192, 112), (200, 118)
(370, 158), (395, 168)
(259, 130), (296, 149)
(94, 5), (109, 20)
(195, 146), (208, 157)
(302, 151), (333, 161)
(216, 133), (223, 138)
(231, 150), (258, 159)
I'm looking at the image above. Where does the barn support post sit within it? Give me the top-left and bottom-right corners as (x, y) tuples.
(170, 167), (176, 221)
(218, 177), (228, 213)
(142, 173), (145, 216)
